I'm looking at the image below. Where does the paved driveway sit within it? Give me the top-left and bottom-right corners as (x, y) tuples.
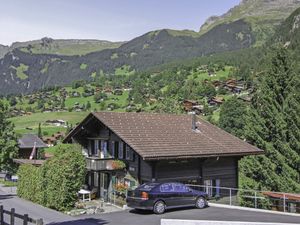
(75, 207), (300, 225)
(1, 184), (299, 225)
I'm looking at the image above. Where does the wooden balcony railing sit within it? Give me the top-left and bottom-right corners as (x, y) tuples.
(86, 157), (124, 171)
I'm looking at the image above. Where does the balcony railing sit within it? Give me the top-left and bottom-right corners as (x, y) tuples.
(86, 157), (126, 171)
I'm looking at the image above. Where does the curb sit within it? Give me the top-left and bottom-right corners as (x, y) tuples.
(209, 203), (300, 217)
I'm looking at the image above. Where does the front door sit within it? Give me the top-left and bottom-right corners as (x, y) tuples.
(100, 173), (110, 201)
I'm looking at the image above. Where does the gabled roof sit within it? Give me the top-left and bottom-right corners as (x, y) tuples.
(18, 134), (48, 149)
(64, 112), (263, 160)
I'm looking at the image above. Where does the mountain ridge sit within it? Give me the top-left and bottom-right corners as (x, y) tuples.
(0, 38), (124, 59)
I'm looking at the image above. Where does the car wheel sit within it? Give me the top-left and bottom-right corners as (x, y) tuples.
(153, 200), (166, 214)
(195, 196), (207, 209)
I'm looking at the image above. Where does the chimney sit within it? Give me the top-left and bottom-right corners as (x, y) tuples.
(188, 112), (196, 130)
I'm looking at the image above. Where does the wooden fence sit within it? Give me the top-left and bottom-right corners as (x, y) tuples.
(0, 205), (43, 225)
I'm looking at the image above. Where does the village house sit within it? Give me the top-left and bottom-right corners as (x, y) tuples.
(208, 96), (224, 106)
(183, 100), (198, 111)
(64, 112), (263, 200)
(13, 134), (48, 166)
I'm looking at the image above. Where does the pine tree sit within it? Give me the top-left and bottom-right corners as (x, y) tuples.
(241, 47), (300, 192)
(38, 123), (42, 138)
(0, 101), (18, 172)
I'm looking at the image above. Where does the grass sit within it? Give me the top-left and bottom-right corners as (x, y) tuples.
(21, 41), (123, 56)
(11, 63), (29, 80)
(9, 87), (130, 135)
(80, 63), (88, 70)
(111, 53), (119, 59)
(0, 178), (17, 187)
(9, 111), (88, 136)
(115, 65), (135, 76)
(188, 66), (233, 82)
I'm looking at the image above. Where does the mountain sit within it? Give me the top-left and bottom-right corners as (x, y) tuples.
(0, 38), (124, 59)
(200, 0), (300, 46)
(0, 19), (255, 95)
(0, 44), (9, 59)
(1, 0), (300, 95)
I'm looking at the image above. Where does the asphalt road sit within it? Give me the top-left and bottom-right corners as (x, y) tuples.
(1, 185), (299, 225)
(77, 207), (300, 225)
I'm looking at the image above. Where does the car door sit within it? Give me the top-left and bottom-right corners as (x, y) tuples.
(158, 183), (180, 207)
(173, 183), (195, 206)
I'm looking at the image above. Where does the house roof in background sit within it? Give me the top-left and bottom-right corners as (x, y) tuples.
(18, 134), (48, 149)
(65, 112), (263, 160)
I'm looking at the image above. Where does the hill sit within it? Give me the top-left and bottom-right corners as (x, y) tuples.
(0, 20), (254, 95)
(0, 44), (9, 58)
(1, 0), (300, 95)
(200, 0), (300, 46)
(0, 38), (124, 59)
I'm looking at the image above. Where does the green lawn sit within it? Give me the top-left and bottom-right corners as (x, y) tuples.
(188, 66), (233, 82)
(0, 178), (17, 187)
(9, 111), (88, 136)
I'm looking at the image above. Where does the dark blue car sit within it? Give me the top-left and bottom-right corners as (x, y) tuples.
(126, 182), (208, 214)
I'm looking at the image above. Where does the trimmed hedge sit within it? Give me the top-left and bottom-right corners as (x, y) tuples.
(17, 144), (86, 211)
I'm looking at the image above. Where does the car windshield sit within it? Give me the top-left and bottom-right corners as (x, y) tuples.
(138, 183), (159, 191)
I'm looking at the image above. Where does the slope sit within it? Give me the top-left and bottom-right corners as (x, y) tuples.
(200, 0), (300, 46)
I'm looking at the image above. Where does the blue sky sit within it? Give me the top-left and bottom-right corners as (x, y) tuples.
(0, 0), (240, 45)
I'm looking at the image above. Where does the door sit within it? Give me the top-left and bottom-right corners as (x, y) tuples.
(158, 183), (181, 207)
(173, 183), (195, 206)
(204, 179), (213, 197)
(100, 173), (110, 201)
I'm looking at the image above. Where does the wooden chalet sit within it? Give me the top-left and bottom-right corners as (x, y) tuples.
(208, 96), (224, 106)
(183, 100), (198, 111)
(64, 112), (263, 200)
(17, 134), (48, 159)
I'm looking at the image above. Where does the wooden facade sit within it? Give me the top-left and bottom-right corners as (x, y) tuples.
(65, 114), (244, 200)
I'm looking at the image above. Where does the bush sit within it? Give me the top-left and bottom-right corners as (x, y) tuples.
(17, 144), (86, 211)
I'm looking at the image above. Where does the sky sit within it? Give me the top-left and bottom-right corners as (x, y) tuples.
(0, 0), (241, 46)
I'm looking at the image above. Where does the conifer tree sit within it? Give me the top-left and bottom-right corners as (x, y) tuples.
(241, 47), (300, 192)
(0, 101), (18, 172)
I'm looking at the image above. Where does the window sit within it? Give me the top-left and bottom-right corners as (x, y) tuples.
(95, 140), (99, 156)
(90, 140), (95, 156)
(118, 141), (124, 159)
(160, 183), (174, 192)
(126, 145), (131, 160)
(173, 183), (189, 192)
(215, 179), (221, 197)
(100, 140), (108, 158)
(110, 141), (115, 158)
(114, 141), (119, 158)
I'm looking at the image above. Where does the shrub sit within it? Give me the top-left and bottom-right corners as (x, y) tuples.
(17, 144), (86, 211)
(111, 160), (126, 170)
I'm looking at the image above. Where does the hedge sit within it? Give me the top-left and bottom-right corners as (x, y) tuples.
(17, 144), (86, 211)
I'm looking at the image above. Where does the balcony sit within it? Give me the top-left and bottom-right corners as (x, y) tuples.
(86, 157), (126, 171)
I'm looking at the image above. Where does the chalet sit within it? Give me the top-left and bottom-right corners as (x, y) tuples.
(263, 192), (300, 213)
(208, 96), (224, 106)
(18, 134), (48, 159)
(64, 112), (263, 200)
(43, 136), (57, 146)
(183, 100), (198, 112)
